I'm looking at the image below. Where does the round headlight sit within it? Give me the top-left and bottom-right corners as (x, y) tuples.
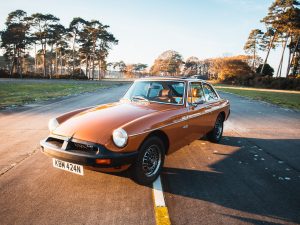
(48, 118), (59, 132)
(112, 128), (128, 148)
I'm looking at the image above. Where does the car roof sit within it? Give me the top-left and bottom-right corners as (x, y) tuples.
(137, 76), (206, 82)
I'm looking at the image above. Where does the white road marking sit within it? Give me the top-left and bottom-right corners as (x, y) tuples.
(153, 176), (166, 207)
(152, 176), (171, 225)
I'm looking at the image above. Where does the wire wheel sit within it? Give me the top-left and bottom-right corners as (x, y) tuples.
(142, 144), (162, 177)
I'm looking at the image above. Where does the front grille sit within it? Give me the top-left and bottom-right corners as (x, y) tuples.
(69, 142), (99, 153)
(46, 136), (99, 154)
(47, 137), (64, 148)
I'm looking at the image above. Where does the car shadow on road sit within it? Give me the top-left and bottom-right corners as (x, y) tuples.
(160, 136), (300, 224)
(94, 135), (300, 224)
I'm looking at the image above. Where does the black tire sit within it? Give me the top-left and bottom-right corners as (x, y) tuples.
(207, 114), (224, 143)
(131, 136), (165, 185)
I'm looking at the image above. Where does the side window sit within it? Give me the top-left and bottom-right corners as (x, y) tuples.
(188, 82), (205, 104)
(203, 83), (218, 101)
(171, 82), (184, 104)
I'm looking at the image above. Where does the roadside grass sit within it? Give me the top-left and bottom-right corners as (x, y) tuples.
(0, 80), (114, 109)
(216, 87), (300, 110)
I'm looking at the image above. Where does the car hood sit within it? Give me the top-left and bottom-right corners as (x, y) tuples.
(53, 102), (173, 144)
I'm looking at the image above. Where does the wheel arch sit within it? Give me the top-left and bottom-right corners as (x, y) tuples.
(141, 130), (170, 155)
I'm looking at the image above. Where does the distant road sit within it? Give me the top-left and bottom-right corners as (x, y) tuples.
(0, 85), (299, 224)
(216, 85), (300, 94)
(0, 77), (133, 84)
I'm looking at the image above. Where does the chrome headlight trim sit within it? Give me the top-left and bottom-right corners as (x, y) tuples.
(112, 128), (128, 148)
(48, 118), (59, 132)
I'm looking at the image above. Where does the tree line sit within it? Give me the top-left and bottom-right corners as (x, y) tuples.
(149, 1), (300, 80)
(149, 50), (211, 77)
(148, 49), (299, 89)
(244, 0), (300, 78)
(0, 10), (118, 79)
(1, 1), (299, 82)
(108, 61), (148, 77)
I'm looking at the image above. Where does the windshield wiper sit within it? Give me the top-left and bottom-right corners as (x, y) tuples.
(132, 95), (150, 102)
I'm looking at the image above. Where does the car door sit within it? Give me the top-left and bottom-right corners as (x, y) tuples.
(185, 82), (212, 142)
(202, 82), (221, 130)
(157, 81), (190, 154)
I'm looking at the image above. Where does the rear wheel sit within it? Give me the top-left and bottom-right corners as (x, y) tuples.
(207, 114), (224, 143)
(131, 136), (165, 185)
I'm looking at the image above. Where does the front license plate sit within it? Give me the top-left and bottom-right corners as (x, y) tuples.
(52, 158), (84, 176)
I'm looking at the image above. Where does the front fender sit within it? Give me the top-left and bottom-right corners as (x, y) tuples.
(103, 107), (187, 153)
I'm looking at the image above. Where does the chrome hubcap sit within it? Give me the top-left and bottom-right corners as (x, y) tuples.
(142, 145), (161, 177)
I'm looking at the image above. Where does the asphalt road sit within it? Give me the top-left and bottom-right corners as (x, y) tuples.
(0, 84), (300, 225)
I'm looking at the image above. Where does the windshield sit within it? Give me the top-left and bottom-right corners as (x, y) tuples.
(122, 80), (185, 105)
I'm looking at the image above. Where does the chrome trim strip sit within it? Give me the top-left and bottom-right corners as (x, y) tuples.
(49, 134), (70, 141)
(188, 109), (212, 119)
(148, 100), (184, 106)
(49, 134), (98, 147)
(128, 118), (188, 137)
(128, 103), (227, 137)
(185, 81), (191, 108)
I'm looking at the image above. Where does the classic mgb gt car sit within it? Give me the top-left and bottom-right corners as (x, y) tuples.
(40, 77), (230, 184)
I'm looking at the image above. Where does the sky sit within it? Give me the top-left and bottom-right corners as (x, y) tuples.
(0, 0), (286, 72)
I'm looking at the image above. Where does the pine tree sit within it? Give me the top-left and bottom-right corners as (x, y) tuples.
(29, 13), (60, 77)
(244, 29), (263, 71)
(0, 10), (30, 77)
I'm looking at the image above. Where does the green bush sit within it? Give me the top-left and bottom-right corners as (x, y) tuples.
(72, 68), (88, 79)
(233, 75), (300, 90)
(0, 69), (9, 78)
(219, 73), (300, 90)
(256, 64), (274, 76)
(0, 68), (88, 80)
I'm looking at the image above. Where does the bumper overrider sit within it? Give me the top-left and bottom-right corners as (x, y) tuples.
(40, 135), (138, 168)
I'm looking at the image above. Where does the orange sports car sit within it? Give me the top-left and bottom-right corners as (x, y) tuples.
(40, 77), (230, 184)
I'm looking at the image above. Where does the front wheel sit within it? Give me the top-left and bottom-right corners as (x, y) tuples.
(207, 114), (224, 143)
(131, 136), (165, 185)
